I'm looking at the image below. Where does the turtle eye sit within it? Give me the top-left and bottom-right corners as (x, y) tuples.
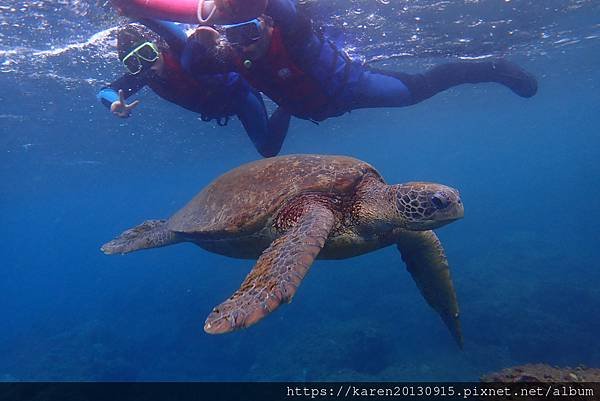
(431, 192), (449, 209)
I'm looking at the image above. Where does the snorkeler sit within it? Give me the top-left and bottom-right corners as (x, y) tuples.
(97, 19), (291, 157)
(110, 0), (537, 124)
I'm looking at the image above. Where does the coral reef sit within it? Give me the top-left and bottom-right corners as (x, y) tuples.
(480, 365), (600, 401)
(481, 363), (600, 382)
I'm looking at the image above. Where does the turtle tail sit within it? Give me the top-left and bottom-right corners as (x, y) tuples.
(101, 219), (180, 255)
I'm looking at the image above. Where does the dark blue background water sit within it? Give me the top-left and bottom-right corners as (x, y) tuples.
(0, 0), (599, 381)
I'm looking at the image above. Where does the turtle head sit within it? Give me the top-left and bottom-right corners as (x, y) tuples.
(393, 182), (464, 230)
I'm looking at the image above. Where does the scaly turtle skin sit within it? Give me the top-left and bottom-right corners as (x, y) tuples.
(101, 154), (465, 347)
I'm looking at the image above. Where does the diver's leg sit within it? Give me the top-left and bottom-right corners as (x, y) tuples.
(349, 70), (413, 109)
(237, 89), (289, 158)
(352, 60), (538, 110)
(391, 60), (538, 104)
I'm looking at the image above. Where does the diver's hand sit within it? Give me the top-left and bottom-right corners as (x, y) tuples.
(110, 89), (140, 118)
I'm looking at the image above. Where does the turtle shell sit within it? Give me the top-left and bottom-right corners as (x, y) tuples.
(167, 154), (383, 237)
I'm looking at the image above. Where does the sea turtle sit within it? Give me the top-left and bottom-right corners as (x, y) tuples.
(101, 154), (465, 347)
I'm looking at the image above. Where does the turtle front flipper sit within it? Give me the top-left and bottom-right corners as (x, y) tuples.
(204, 204), (335, 334)
(396, 230), (463, 348)
(101, 219), (180, 255)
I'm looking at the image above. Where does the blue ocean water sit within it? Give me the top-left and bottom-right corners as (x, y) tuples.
(0, 0), (599, 381)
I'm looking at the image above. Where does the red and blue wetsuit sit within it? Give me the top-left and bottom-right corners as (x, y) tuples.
(97, 19), (290, 157)
(221, 0), (536, 121)
(110, 1), (536, 123)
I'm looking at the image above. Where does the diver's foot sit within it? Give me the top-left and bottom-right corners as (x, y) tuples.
(493, 59), (538, 98)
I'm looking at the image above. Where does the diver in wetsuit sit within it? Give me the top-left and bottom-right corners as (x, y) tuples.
(109, 0), (537, 124)
(97, 19), (290, 157)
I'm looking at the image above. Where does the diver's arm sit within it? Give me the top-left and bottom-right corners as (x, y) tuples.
(139, 18), (188, 56)
(97, 87), (120, 109)
(97, 74), (145, 117)
(236, 87), (290, 158)
(265, 106), (291, 156)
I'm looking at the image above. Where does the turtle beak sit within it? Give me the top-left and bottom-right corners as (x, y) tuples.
(450, 196), (464, 220)
(453, 192), (464, 220)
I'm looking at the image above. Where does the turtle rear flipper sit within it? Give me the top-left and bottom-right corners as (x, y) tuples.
(397, 230), (463, 348)
(204, 204), (335, 334)
(101, 219), (180, 255)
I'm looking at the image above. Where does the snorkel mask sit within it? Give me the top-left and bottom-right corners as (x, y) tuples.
(222, 19), (262, 47)
(122, 41), (160, 75)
